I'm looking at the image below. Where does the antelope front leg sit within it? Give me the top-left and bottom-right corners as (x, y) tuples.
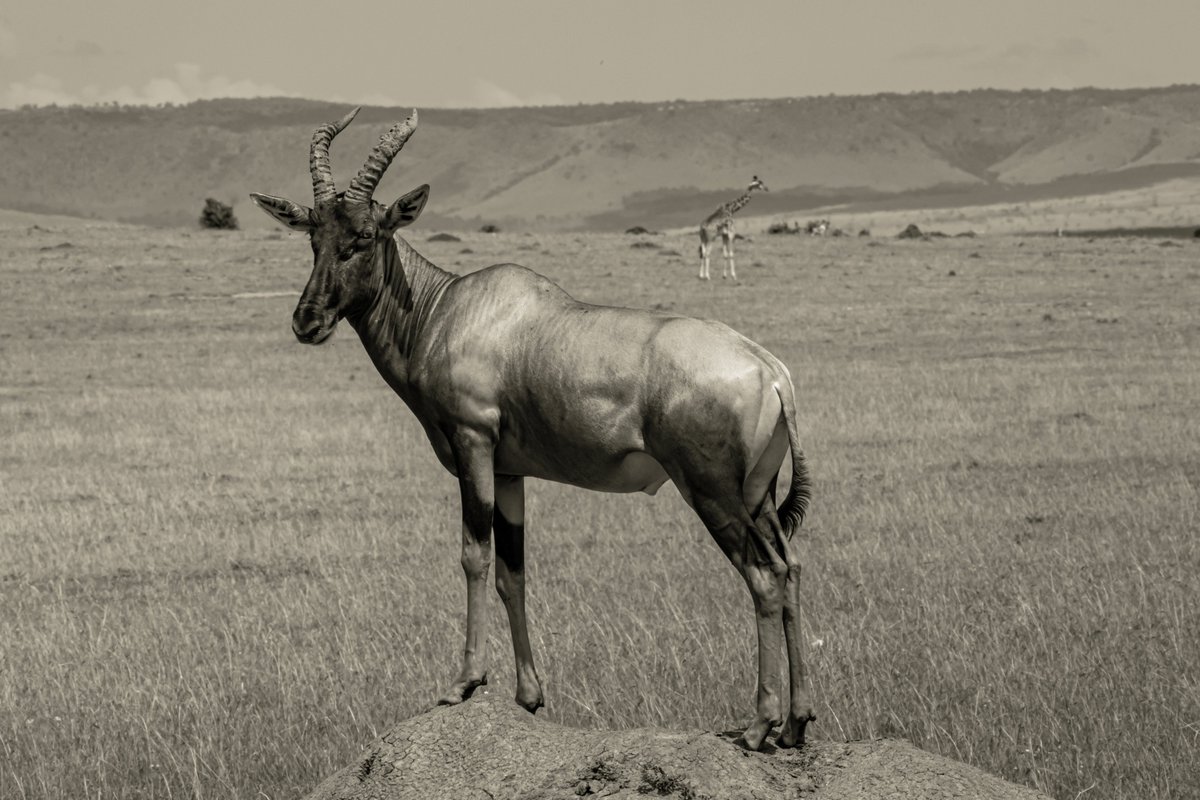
(438, 432), (495, 706)
(494, 475), (544, 712)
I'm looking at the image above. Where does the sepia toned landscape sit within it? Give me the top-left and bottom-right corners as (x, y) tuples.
(2, 208), (1197, 798)
(6, 86), (1200, 233)
(9, 0), (1200, 793)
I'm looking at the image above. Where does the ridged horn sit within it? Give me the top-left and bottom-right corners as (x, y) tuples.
(344, 110), (419, 207)
(309, 107), (360, 207)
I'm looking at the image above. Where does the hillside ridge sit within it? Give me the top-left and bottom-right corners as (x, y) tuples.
(4, 85), (1200, 230)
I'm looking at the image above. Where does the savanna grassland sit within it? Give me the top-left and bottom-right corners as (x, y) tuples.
(1, 217), (1198, 799)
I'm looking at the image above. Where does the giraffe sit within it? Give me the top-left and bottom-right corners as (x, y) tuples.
(698, 176), (768, 280)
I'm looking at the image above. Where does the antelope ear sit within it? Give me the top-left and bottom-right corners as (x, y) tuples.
(381, 184), (430, 232)
(249, 193), (313, 232)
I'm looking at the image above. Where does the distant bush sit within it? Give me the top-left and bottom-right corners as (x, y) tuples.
(767, 221), (801, 235)
(480, 224), (500, 234)
(200, 198), (238, 230)
(898, 223), (949, 240)
(625, 225), (658, 235)
(427, 232), (462, 242)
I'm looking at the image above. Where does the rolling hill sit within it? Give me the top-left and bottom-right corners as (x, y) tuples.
(4, 86), (1200, 231)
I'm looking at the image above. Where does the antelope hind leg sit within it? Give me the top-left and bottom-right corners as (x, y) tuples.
(693, 497), (787, 751)
(763, 501), (816, 747)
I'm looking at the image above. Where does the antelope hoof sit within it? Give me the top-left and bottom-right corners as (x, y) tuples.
(516, 691), (544, 714)
(777, 710), (815, 748)
(437, 672), (488, 706)
(741, 717), (776, 751)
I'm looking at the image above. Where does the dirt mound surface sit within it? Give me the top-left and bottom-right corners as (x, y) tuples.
(303, 697), (1047, 800)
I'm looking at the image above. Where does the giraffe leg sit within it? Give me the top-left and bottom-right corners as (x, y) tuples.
(722, 232), (736, 280)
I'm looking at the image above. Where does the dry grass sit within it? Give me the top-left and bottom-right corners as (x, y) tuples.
(2, 221), (1198, 799)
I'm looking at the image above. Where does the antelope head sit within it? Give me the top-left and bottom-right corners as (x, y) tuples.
(250, 108), (430, 344)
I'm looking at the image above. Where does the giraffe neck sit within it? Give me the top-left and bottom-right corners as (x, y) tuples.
(724, 190), (755, 216)
(702, 186), (760, 231)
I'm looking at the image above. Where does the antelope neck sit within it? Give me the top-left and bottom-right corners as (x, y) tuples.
(349, 235), (455, 365)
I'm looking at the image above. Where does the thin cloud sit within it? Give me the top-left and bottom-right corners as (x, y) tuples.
(3, 74), (76, 107)
(330, 91), (406, 108)
(970, 37), (1098, 71)
(1, 63), (299, 109)
(468, 79), (563, 108)
(60, 39), (106, 59)
(891, 37), (1099, 86)
(961, 37), (1099, 89)
(893, 43), (984, 62)
(0, 20), (16, 59)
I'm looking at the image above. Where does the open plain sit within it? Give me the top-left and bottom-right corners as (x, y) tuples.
(1, 217), (1198, 799)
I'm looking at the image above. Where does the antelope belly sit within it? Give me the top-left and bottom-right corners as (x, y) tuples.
(496, 446), (670, 495)
(607, 451), (671, 495)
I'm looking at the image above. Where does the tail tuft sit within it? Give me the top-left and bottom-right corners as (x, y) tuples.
(774, 383), (811, 536)
(778, 447), (811, 536)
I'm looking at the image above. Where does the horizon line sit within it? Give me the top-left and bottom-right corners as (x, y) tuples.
(4, 81), (1200, 114)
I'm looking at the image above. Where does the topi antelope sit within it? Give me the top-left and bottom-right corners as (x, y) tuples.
(249, 108), (815, 750)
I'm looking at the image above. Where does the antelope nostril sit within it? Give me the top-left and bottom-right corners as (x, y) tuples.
(292, 316), (322, 342)
(292, 303), (336, 343)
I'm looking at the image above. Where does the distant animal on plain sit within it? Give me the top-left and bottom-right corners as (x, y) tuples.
(698, 176), (768, 280)
(805, 219), (829, 236)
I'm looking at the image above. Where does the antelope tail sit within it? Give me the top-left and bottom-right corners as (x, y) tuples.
(774, 383), (811, 537)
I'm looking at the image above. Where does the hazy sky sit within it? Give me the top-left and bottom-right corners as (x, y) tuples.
(2, 1), (1197, 109)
